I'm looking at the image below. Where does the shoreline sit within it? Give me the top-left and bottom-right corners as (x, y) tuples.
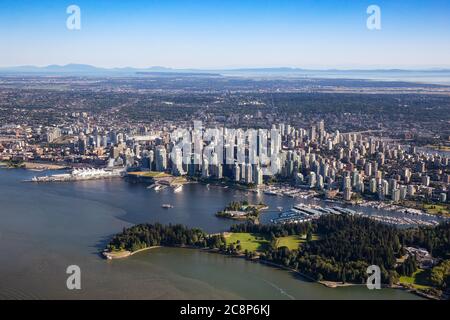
(103, 244), (439, 299)
(103, 246), (162, 259)
(0, 161), (69, 170)
(4, 164), (448, 218)
(103, 244), (340, 287)
(22, 161), (69, 170)
(257, 259), (356, 288)
(195, 178), (448, 220)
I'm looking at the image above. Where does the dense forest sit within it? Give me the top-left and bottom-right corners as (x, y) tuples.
(431, 260), (450, 289)
(107, 215), (450, 289)
(230, 221), (311, 238)
(400, 223), (450, 259)
(107, 223), (222, 252)
(254, 216), (449, 285)
(258, 215), (402, 284)
(233, 216), (448, 288)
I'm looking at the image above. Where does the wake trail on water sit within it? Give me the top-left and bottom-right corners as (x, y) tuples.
(261, 279), (295, 300)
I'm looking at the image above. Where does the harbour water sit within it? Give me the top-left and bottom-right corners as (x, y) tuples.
(0, 168), (423, 299)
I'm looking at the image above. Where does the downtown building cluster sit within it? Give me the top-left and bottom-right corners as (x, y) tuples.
(113, 120), (449, 205)
(1, 119), (449, 206)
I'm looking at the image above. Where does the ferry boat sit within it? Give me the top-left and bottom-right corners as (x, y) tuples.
(161, 204), (174, 209)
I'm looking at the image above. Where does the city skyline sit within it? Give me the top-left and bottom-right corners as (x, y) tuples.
(1, 0), (449, 305)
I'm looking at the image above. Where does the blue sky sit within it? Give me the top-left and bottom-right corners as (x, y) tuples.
(0, 0), (449, 68)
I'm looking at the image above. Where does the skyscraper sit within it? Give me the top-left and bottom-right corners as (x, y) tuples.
(155, 146), (167, 172)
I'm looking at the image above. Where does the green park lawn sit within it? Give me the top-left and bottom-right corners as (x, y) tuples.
(399, 269), (432, 290)
(127, 171), (171, 178)
(225, 233), (320, 252)
(276, 235), (303, 250)
(423, 204), (449, 216)
(276, 234), (320, 250)
(225, 233), (270, 252)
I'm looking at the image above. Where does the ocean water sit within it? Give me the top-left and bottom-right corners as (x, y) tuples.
(0, 169), (422, 299)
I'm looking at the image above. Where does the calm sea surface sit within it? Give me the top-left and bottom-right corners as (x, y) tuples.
(0, 168), (422, 299)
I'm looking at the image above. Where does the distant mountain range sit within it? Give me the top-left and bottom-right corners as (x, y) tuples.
(0, 64), (450, 73)
(0, 64), (174, 75)
(1, 64), (450, 76)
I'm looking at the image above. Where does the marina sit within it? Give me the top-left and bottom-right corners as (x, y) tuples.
(271, 204), (361, 224)
(272, 203), (445, 227)
(261, 185), (318, 199)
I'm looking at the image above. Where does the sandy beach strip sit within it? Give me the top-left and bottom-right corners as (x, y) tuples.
(103, 246), (162, 259)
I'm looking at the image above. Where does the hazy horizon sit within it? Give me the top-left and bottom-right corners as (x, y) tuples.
(2, 63), (450, 71)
